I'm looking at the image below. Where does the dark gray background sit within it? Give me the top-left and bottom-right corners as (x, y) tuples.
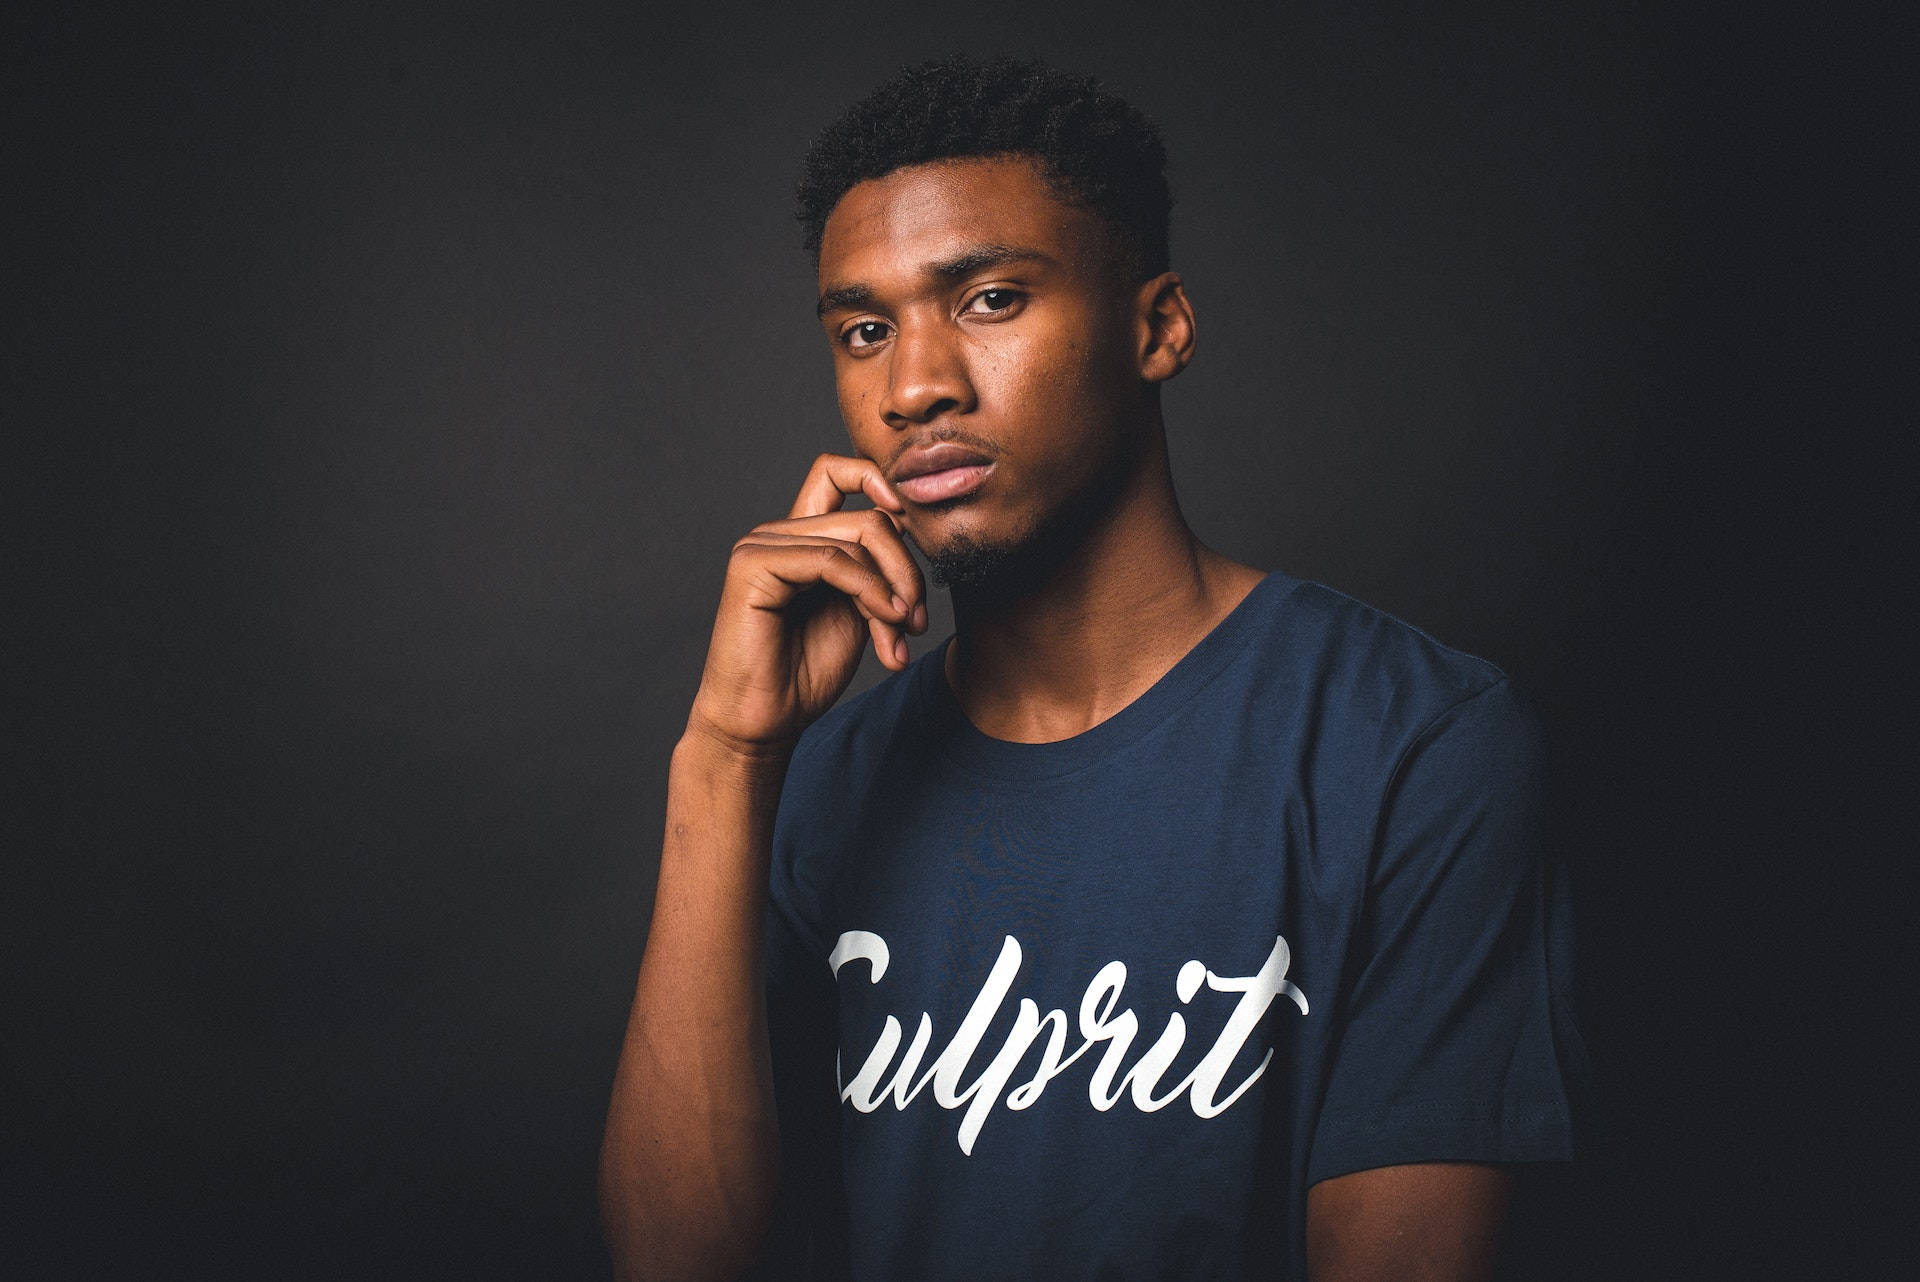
(9, 1), (1894, 1278)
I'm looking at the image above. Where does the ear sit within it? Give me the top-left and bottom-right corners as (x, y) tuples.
(1134, 272), (1196, 383)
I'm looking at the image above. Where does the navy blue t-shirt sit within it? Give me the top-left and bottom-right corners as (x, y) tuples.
(761, 572), (1581, 1280)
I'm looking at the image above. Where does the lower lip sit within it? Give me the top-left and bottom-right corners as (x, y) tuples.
(896, 464), (992, 505)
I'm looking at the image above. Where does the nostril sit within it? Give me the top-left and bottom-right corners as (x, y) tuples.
(886, 393), (961, 427)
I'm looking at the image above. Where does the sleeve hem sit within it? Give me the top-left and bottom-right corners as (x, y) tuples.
(1306, 1108), (1575, 1187)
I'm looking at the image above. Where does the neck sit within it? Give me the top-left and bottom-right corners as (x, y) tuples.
(945, 427), (1264, 743)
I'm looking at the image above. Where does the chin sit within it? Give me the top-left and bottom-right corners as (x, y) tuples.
(925, 530), (1014, 588)
(918, 511), (1062, 594)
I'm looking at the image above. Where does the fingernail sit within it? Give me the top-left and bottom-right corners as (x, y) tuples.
(912, 602), (928, 633)
(894, 637), (909, 665)
(890, 593), (907, 616)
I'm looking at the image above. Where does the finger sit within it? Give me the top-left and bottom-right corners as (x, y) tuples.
(741, 532), (920, 650)
(749, 537), (910, 669)
(752, 510), (924, 622)
(867, 612), (911, 672)
(733, 532), (906, 619)
(731, 539), (910, 628)
(788, 453), (905, 520)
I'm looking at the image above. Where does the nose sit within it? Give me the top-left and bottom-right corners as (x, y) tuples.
(881, 318), (976, 428)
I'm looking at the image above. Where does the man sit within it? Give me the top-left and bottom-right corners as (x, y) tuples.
(600, 55), (1580, 1281)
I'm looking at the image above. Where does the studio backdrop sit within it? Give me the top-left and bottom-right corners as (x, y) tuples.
(15, 3), (1851, 1277)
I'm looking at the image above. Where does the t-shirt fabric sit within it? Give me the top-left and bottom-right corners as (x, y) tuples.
(759, 571), (1581, 1280)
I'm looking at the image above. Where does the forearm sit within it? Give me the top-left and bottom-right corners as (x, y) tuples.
(599, 727), (793, 1282)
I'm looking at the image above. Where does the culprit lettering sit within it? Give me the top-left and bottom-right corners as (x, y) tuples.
(828, 931), (1309, 1155)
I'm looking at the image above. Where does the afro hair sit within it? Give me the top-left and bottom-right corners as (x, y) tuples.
(796, 54), (1173, 282)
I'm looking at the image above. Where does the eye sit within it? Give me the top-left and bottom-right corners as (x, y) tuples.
(842, 320), (892, 351)
(964, 287), (1023, 316)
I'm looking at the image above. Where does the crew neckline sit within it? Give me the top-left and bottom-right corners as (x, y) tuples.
(911, 571), (1293, 782)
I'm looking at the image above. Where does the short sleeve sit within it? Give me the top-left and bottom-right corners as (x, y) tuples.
(747, 817), (849, 1279)
(1307, 678), (1584, 1185)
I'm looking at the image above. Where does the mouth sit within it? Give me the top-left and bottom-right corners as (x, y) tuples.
(896, 463), (993, 505)
(890, 442), (995, 506)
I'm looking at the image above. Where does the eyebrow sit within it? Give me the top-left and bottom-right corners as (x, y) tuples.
(816, 243), (1055, 318)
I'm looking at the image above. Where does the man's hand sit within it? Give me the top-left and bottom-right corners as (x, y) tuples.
(686, 453), (928, 754)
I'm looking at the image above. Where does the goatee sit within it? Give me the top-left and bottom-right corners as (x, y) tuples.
(919, 485), (1107, 603)
(926, 530), (1014, 589)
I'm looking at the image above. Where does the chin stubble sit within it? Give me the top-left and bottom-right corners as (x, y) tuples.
(924, 528), (1015, 589)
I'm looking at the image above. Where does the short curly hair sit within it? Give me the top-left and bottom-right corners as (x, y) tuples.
(796, 55), (1173, 283)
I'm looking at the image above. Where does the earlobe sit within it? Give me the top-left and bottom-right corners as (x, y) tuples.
(1136, 272), (1197, 383)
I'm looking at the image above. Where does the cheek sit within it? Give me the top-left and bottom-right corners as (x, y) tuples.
(1000, 326), (1124, 424)
(835, 365), (875, 427)
(980, 330), (1079, 403)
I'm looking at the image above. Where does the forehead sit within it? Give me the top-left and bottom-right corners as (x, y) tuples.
(817, 156), (1102, 286)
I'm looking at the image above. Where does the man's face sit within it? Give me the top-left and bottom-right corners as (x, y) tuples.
(816, 156), (1156, 585)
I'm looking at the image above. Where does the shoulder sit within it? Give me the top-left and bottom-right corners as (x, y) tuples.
(1271, 584), (1547, 861)
(1237, 574), (1537, 783)
(768, 653), (937, 928)
(1275, 577), (1508, 700)
(1255, 583), (1552, 923)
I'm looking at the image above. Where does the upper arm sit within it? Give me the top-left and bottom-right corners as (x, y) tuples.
(1306, 1162), (1511, 1282)
(1308, 680), (1580, 1185)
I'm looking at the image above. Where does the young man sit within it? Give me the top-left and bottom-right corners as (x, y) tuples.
(600, 56), (1580, 1281)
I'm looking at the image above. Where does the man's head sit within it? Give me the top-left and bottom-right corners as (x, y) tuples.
(801, 58), (1194, 594)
